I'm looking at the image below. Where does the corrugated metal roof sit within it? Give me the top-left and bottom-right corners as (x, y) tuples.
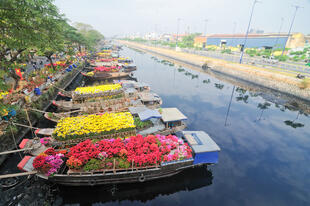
(182, 131), (221, 153)
(138, 109), (162, 121)
(161, 108), (187, 122)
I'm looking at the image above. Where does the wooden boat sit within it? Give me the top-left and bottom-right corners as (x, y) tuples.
(58, 89), (123, 101)
(81, 71), (131, 81)
(53, 90), (161, 112)
(18, 131), (220, 186)
(52, 95), (137, 112)
(114, 80), (151, 92)
(43, 110), (83, 123)
(130, 107), (187, 136)
(122, 64), (137, 72)
(39, 107), (185, 138)
(138, 92), (162, 107)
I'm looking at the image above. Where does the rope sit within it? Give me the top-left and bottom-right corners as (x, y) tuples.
(25, 109), (37, 138)
(9, 123), (22, 159)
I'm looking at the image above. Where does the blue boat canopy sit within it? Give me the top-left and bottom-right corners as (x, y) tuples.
(138, 109), (162, 121)
(178, 131), (221, 165)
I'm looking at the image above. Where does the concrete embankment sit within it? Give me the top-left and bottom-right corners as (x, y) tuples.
(120, 40), (310, 102)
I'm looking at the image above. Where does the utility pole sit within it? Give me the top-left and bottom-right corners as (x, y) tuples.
(239, 0), (261, 64)
(281, 5), (303, 56)
(176, 18), (181, 50)
(231, 22), (237, 46)
(204, 19), (208, 36)
(273, 17), (284, 49)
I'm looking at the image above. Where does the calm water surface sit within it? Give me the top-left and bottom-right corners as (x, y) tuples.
(1, 47), (310, 206)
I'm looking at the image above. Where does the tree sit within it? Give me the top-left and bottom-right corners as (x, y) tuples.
(0, 0), (65, 87)
(74, 22), (104, 50)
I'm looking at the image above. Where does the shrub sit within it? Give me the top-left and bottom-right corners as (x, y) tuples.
(84, 159), (102, 171)
(275, 55), (288, 62)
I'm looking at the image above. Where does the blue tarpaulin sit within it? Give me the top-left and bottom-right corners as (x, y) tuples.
(138, 109), (161, 121)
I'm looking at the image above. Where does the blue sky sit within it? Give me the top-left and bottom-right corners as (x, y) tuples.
(54, 0), (310, 37)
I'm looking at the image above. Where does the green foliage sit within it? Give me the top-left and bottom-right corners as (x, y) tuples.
(246, 49), (258, 56)
(178, 33), (200, 48)
(84, 159), (102, 171)
(134, 117), (152, 130)
(118, 158), (130, 169)
(0, 1), (93, 88)
(221, 49), (232, 54)
(74, 22), (104, 50)
(275, 55), (289, 62)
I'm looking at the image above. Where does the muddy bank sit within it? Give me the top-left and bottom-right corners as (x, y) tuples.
(120, 41), (310, 102)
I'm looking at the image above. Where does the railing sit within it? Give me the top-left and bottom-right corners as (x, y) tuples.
(140, 42), (310, 76)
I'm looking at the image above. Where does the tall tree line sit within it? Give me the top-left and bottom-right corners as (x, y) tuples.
(0, 0), (104, 89)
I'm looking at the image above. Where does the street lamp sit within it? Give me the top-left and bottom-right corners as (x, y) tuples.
(239, 0), (261, 64)
(281, 5), (303, 56)
(176, 18), (181, 50)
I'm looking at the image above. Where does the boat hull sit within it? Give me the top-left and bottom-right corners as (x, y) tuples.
(47, 159), (194, 186)
(82, 72), (132, 81)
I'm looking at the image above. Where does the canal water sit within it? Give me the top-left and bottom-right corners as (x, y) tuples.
(1, 47), (310, 206)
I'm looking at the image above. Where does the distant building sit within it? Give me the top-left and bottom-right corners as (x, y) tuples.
(160, 34), (173, 42)
(171, 34), (189, 42)
(194, 33), (305, 50)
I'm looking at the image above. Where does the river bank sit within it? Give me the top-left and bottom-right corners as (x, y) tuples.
(0, 64), (83, 166)
(119, 40), (310, 102)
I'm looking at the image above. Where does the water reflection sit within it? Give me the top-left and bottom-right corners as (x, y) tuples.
(214, 83), (224, 90)
(0, 167), (213, 205)
(203, 79), (211, 84)
(61, 167), (213, 205)
(284, 111), (306, 128)
(256, 102), (271, 121)
(235, 87), (249, 103)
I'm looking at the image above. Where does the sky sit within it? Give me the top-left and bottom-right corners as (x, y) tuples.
(54, 0), (310, 37)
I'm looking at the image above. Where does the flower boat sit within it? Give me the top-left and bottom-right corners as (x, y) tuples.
(118, 57), (133, 63)
(17, 131), (220, 186)
(53, 90), (161, 112)
(81, 71), (132, 81)
(57, 84), (123, 100)
(38, 112), (137, 141)
(52, 94), (135, 112)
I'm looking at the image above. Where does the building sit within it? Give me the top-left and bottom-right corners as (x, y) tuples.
(171, 34), (189, 42)
(194, 33), (306, 50)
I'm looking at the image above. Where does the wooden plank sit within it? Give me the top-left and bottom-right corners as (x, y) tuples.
(0, 171), (37, 179)
(0, 148), (33, 156)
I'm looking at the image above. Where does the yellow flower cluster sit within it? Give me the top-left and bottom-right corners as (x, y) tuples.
(55, 61), (66, 65)
(74, 84), (121, 95)
(0, 91), (8, 100)
(53, 112), (135, 139)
